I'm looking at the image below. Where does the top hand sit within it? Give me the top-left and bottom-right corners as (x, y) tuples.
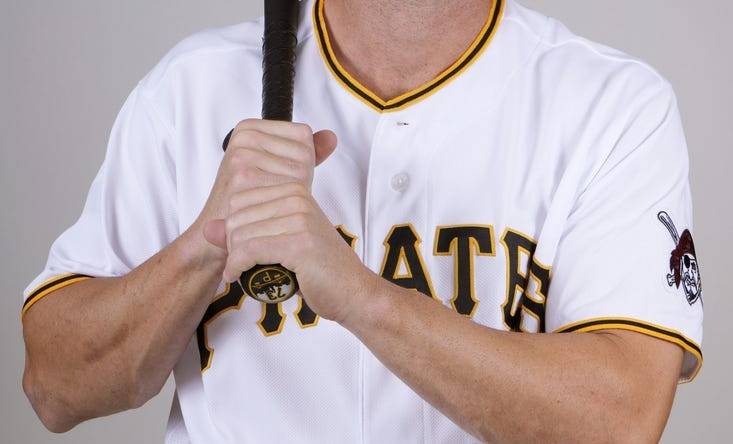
(188, 119), (335, 261)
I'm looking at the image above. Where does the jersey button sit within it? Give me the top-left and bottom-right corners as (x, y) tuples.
(390, 172), (410, 192)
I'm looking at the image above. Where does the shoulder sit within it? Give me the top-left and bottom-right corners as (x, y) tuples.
(504, 2), (685, 190)
(508, 1), (675, 105)
(124, 17), (274, 132)
(505, 0), (680, 167)
(132, 17), (268, 113)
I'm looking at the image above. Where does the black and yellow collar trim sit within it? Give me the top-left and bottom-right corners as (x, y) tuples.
(313, 0), (505, 112)
(22, 273), (92, 317)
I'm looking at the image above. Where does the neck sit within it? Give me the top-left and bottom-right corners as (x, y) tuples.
(323, 0), (492, 101)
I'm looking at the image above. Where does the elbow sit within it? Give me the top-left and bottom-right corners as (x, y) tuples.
(605, 413), (660, 444)
(621, 429), (657, 444)
(22, 361), (159, 434)
(127, 362), (167, 410)
(23, 366), (80, 433)
(127, 381), (162, 411)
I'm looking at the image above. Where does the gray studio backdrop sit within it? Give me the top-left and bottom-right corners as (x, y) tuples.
(2, 1), (730, 443)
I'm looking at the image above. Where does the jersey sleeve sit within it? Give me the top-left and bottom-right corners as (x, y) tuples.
(546, 83), (703, 383)
(22, 86), (179, 316)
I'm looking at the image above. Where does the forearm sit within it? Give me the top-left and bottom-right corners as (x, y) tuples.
(22, 224), (224, 432)
(343, 278), (680, 443)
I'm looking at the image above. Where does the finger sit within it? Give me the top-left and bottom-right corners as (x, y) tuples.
(229, 183), (309, 212)
(233, 119), (315, 147)
(228, 194), (311, 229)
(230, 147), (309, 181)
(223, 234), (299, 282)
(229, 130), (313, 165)
(229, 213), (309, 250)
(313, 130), (337, 166)
(228, 169), (299, 193)
(204, 219), (227, 250)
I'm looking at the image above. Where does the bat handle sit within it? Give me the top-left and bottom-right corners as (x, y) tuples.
(222, 130), (300, 304)
(225, 0), (301, 305)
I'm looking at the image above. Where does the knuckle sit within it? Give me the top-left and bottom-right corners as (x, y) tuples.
(279, 195), (295, 210)
(230, 171), (247, 189)
(292, 181), (306, 193)
(305, 147), (316, 165)
(225, 217), (238, 236)
(280, 182), (300, 195)
(224, 151), (240, 169)
(289, 160), (308, 180)
(231, 226), (247, 245)
(226, 262), (243, 281)
(292, 212), (310, 229)
(294, 123), (313, 142)
(245, 149), (263, 168)
(235, 118), (258, 132)
(263, 174), (286, 188)
(228, 195), (239, 213)
(293, 182), (309, 196)
(296, 122), (312, 134)
(290, 142), (314, 164)
(287, 158), (302, 172)
(229, 147), (249, 168)
(285, 195), (308, 212)
(237, 167), (259, 186)
(232, 130), (259, 150)
(297, 152), (314, 168)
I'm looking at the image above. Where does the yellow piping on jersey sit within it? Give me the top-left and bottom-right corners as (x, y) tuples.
(554, 317), (703, 383)
(21, 273), (93, 317)
(312, 0), (505, 112)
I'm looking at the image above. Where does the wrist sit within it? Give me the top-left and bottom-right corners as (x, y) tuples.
(341, 271), (398, 336)
(176, 222), (227, 273)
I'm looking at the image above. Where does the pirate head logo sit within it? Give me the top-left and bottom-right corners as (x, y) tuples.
(240, 266), (298, 304)
(658, 211), (702, 305)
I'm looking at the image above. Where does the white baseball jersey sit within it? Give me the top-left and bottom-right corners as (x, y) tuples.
(24, 0), (704, 442)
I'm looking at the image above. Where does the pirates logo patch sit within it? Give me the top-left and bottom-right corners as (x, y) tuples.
(658, 211), (702, 305)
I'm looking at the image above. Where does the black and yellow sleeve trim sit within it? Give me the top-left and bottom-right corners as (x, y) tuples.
(22, 273), (93, 317)
(554, 317), (703, 383)
(313, 0), (505, 112)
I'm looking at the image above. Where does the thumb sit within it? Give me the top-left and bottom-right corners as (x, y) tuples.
(313, 130), (337, 166)
(203, 219), (227, 250)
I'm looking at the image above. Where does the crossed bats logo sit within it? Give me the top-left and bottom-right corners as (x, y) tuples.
(658, 211), (702, 305)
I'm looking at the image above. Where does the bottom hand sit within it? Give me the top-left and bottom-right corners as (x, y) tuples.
(204, 182), (377, 323)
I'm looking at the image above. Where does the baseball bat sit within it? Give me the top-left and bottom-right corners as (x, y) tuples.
(223, 0), (301, 304)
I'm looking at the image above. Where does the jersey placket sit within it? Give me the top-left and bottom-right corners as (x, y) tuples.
(362, 107), (431, 443)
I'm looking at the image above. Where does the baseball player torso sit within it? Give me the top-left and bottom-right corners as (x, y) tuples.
(23, 1), (704, 443)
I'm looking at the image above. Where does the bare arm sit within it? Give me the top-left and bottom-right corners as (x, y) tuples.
(22, 225), (224, 433)
(344, 280), (683, 444)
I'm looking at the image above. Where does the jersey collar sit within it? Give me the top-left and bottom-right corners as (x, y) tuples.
(311, 0), (506, 113)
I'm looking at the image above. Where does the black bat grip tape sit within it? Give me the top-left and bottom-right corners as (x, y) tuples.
(222, 0), (301, 304)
